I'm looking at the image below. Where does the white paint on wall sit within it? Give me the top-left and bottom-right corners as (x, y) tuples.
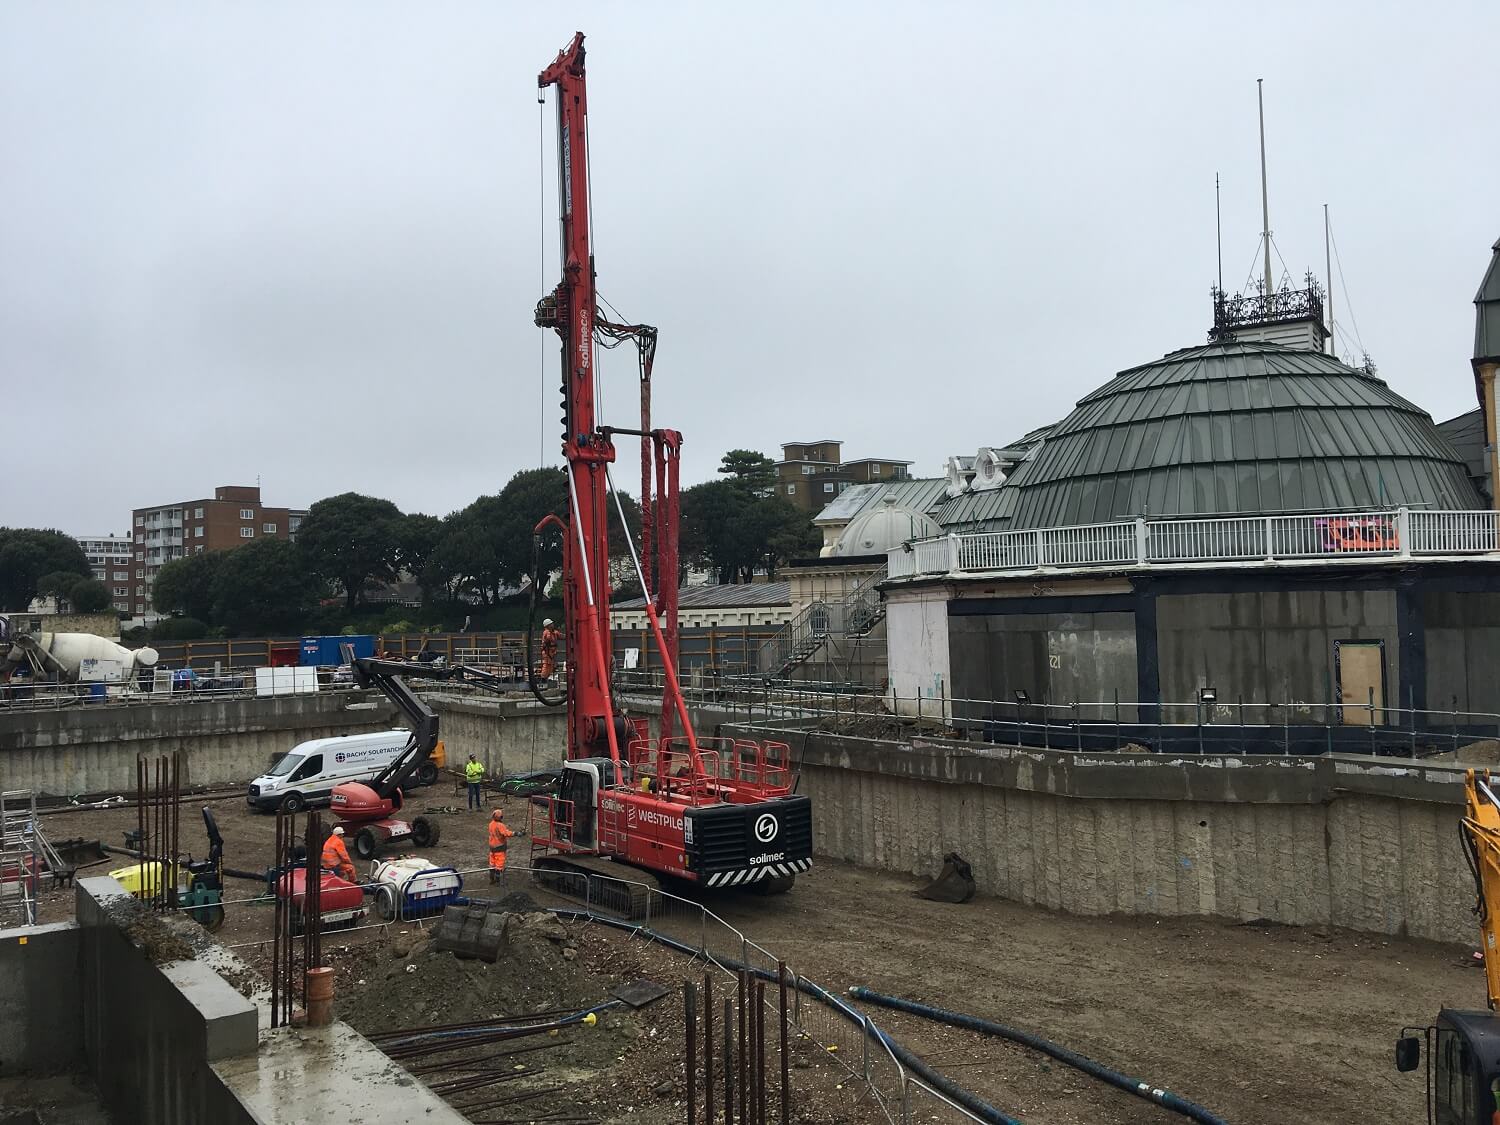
(887, 589), (951, 720)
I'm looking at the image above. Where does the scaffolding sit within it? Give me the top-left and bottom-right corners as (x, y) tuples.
(1, 790), (66, 928)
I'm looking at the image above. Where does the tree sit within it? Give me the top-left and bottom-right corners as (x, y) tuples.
(681, 459), (820, 583)
(36, 570), (86, 600)
(0, 529), (92, 611)
(153, 551), (226, 622)
(69, 578), (111, 613)
(210, 539), (320, 634)
(491, 469), (570, 588)
(295, 493), (404, 609)
(717, 449), (776, 497)
(427, 497), (512, 606)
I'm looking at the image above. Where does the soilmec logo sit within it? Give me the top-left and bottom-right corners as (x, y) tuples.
(754, 813), (779, 844)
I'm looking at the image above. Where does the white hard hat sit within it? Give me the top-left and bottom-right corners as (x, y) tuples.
(332, 826), (344, 836)
(543, 619), (554, 627)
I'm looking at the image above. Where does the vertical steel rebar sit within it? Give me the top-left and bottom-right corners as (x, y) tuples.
(704, 974), (714, 1124)
(738, 971), (748, 1119)
(754, 981), (767, 1125)
(778, 962), (789, 1124)
(723, 997), (734, 1125)
(684, 980), (698, 1125)
(169, 752), (181, 910)
(271, 809), (282, 1028)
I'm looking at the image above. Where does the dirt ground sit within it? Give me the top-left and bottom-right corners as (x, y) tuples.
(35, 788), (1466, 1124)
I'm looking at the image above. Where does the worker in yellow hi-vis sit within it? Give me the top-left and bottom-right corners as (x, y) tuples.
(464, 755), (485, 812)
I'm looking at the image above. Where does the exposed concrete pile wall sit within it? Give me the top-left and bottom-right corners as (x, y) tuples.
(424, 693), (568, 779)
(722, 725), (1475, 944)
(0, 690), (398, 794)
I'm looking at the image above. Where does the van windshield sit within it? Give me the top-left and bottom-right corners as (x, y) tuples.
(268, 753), (304, 777)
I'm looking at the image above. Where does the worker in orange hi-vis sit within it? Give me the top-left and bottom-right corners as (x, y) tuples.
(539, 618), (561, 680)
(321, 826), (356, 883)
(488, 809), (518, 884)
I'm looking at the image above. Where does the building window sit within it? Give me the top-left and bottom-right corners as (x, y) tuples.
(135, 586), (143, 596)
(134, 515), (143, 526)
(113, 570), (127, 581)
(801, 465), (814, 476)
(112, 586), (127, 596)
(263, 523), (277, 534)
(194, 507), (204, 518)
(194, 526), (204, 538)
(240, 527), (254, 538)
(786, 484), (796, 495)
(195, 546), (203, 554)
(823, 482), (835, 493)
(135, 569), (143, 578)
(871, 463), (881, 476)
(240, 508), (255, 519)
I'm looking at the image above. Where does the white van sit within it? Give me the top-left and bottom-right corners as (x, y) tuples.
(246, 730), (443, 812)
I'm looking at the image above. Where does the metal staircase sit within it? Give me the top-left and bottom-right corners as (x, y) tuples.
(757, 564), (889, 679)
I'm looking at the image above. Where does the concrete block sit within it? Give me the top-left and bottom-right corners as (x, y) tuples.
(75, 875), (135, 928)
(160, 960), (258, 1061)
(0, 922), (82, 1076)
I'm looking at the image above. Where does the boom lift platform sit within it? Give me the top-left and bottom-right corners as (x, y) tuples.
(525, 32), (812, 906)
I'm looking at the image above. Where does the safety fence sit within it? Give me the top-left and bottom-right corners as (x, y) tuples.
(198, 859), (989, 1124)
(891, 507), (1500, 579)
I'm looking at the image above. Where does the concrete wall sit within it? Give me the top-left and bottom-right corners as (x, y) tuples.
(886, 589), (951, 718)
(1424, 590), (1500, 717)
(0, 690), (398, 794)
(948, 610), (1138, 721)
(724, 725), (1474, 943)
(1157, 588), (1399, 722)
(424, 694), (568, 780)
(0, 921), (83, 1076)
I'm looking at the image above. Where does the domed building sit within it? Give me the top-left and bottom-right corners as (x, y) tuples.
(940, 339), (1480, 533)
(884, 278), (1500, 752)
(831, 496), (941, 557)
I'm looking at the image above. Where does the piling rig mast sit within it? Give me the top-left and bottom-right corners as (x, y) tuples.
(531, 32), (811, 900)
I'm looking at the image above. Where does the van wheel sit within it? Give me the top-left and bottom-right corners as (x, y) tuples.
(280, 792), (306, 814)
(412, 817), (440, 848)
(416, 762), (439, 787)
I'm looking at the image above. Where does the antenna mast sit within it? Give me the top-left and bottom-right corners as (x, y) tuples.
(1257, 78), (1273, 295)
(1215, 173), (1224, 292)
(1323, 204), (1334, 356)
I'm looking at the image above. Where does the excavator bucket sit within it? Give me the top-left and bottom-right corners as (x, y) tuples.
(917, 852), (977, 904)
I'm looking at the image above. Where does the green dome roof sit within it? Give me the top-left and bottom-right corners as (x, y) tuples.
(980, 341), (1482, 531)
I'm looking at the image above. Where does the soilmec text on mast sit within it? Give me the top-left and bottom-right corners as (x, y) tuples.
(528, 31), (811, 907)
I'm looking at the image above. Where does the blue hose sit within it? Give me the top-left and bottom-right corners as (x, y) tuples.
(849, 987), (1229, 1125)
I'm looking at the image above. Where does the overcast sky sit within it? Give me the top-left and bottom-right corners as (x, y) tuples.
(4, 2), (1497, 534)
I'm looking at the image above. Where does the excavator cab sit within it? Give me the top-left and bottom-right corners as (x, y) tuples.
(1398, 1010), (1500, 1124)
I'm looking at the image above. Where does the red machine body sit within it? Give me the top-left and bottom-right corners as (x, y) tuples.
(277, 867), (365, 929)
(532, 33), (812, 894)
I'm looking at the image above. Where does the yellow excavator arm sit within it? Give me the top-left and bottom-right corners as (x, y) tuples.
(1463, 769), (1500, 1011)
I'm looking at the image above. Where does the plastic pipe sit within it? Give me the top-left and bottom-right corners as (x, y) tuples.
(848, 987), (1229, 1125)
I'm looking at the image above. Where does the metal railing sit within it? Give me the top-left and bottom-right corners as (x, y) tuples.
(756, 564), (891, 677)
(891, 507), (1500, 579)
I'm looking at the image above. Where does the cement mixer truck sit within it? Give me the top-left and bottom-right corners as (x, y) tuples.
(0, 615), (158, 698)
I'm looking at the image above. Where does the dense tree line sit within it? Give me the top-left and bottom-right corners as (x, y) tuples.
(5, 449), (820, 638)
(0, 527), (108, 613)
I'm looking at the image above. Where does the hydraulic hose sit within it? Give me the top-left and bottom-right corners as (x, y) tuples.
(848, 988), (1229, 1125)
(526, 530), (565, 708)
(379, 999), (621, 1050)
(520, 904), (1024, 1125)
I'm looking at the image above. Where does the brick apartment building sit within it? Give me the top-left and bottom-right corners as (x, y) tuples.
(75, 534), (134, 612)
(129, 485), (307, 616)
(775, 440), (913, 513)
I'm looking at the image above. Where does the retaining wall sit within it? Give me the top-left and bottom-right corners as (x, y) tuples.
(720, 726), (1474, 944)
(0, 690), (399, 794)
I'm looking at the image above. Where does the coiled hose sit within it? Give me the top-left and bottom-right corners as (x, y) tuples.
(848, 987), (1229, 1125)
